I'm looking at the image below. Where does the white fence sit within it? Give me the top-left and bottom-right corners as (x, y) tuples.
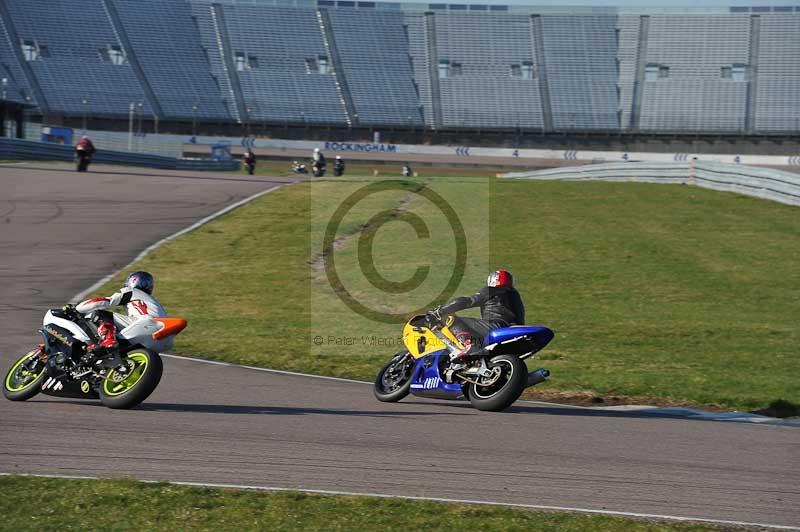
(20, 123), (800, 169)
(501, 161), (800, 207)
(180, 134), (800, 167)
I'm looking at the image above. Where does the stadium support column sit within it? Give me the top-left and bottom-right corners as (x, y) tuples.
(211, 3), (247, 125)
(103, 0), (164, 120)
(424, 12), (443, 130)
(530, 15), (553, 132)
(630, 15), (649, 131)
(0, 0), (48, 115)
(745, 15), (760, 134)
(318, 9), (357, 127)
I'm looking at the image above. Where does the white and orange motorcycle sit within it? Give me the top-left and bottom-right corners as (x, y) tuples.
(3, 306), (186, 409)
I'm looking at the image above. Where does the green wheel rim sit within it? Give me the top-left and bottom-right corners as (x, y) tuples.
(103, 352), (149, 396)
(4, 351), (46, 392)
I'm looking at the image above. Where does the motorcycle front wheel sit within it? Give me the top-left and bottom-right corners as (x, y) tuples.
(99, 350), (163, 409)
(3, 349), (47, 401)
(466, 354), (527, 412)
(374, 351), (414, 402)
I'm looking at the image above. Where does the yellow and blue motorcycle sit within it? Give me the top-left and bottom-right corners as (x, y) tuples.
(374, 314), (554, 411)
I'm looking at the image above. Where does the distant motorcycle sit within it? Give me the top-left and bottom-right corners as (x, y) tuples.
(75, 149), (92, 172)
(333, 158), (345, 177)
(374, 314), (553, 411)
(243, 152), (256, 175)
(312, 161), (326, 177)
(3, 305), (187, 409)
(292, 161), (308, 174)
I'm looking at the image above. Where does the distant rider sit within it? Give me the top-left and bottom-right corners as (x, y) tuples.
(75, 135), (96, 156)
(401, 163), (413, 177)
(427, 269), (525, 363)
(334, 155), (345, 176)
(243, 149), (256, 175)
(312, 147), (326, 167)
(312, 147), (326, 175)
(71, 271), (166, 365)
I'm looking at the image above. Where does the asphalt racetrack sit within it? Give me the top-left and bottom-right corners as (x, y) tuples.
(1, 163), (798, 529)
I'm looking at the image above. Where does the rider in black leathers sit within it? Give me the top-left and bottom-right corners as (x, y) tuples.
(428, 269), (524, 362)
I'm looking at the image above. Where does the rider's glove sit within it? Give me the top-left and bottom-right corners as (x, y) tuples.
(62, 304), (78, 318)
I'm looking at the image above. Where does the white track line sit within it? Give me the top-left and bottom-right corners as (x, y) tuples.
(160, 353), (799, 427)
(1, 473), (796, 530)
(161, 353), (367, 385)
(71, 183), (288, 303)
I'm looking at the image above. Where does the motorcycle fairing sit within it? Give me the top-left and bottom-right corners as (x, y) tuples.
(40, 374), (99, 399)
(408, 352), (463, 399)
(484, 326), (554, 358)
(402, 315), (463, 359)
(42, 310), (92, 344)
(117, 315), (178, 352)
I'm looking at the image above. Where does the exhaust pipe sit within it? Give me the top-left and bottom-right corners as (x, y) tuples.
(526, 368), (550, 388)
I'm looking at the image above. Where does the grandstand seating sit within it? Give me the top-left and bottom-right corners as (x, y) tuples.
(541, 15), (620, 130)
(638, 15), (751, 132)
(188, 2), (240, 122)
(6, 0), (151, 117)
(403, 13), (436, 128)
(0, 16), (33, 104)
(432, 13), (544, 129)
(616, 15), (641, 130)
(755, 15), (800, 132)
(114, 0), (230, 120)
(327, 10), (423, 126)
(0, 1), (797, 136)
(214, 4), (348, 125)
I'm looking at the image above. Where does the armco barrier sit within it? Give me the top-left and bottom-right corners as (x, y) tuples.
(694, 162), (800, 206)
(500, 161), (800, 207)
(0, 138), (239, 171)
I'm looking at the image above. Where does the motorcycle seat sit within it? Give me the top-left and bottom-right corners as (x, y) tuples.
(484, 325), (554, 351)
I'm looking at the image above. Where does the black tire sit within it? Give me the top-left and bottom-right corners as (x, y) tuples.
(374, 351), (414, 402)
(466, 354), (527, 412)
(3, 349), (47, 401)
(98, 350), (162, 409)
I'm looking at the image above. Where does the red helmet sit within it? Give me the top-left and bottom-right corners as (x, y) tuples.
(487, 269), (513, 288)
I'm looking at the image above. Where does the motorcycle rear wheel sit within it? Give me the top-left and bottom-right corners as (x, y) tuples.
(466, 355), (527, 412)
(99, 350), (162, 409)
(374, 351), (413, 402)
(3, 349), (47, 401)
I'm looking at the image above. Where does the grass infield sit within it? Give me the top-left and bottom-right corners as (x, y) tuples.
(92, 175), (799, 413)
(0, 476), (727, 532)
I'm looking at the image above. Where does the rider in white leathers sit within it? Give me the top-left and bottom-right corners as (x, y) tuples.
(75, 271), (166, 357)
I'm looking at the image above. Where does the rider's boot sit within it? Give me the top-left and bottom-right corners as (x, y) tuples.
(88, 322), (125, 370)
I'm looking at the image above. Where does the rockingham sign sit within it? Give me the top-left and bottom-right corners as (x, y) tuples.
(324, 141), (397, 153)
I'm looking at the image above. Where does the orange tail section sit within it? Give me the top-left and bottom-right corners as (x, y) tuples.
(152, 318), (188, 340)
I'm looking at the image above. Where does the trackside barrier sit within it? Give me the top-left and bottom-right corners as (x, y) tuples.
(0, 138), (240, 171)
(500, 162), (800, 207)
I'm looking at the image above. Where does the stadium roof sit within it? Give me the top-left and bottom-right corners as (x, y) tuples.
(218, 0), (800, 13)
(373, 0), (798, 5)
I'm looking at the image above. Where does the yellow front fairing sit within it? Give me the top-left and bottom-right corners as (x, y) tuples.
(402, 315), (465, 359)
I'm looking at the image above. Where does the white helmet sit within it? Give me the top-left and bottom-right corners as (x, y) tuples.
(314, 148), (320, 153)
